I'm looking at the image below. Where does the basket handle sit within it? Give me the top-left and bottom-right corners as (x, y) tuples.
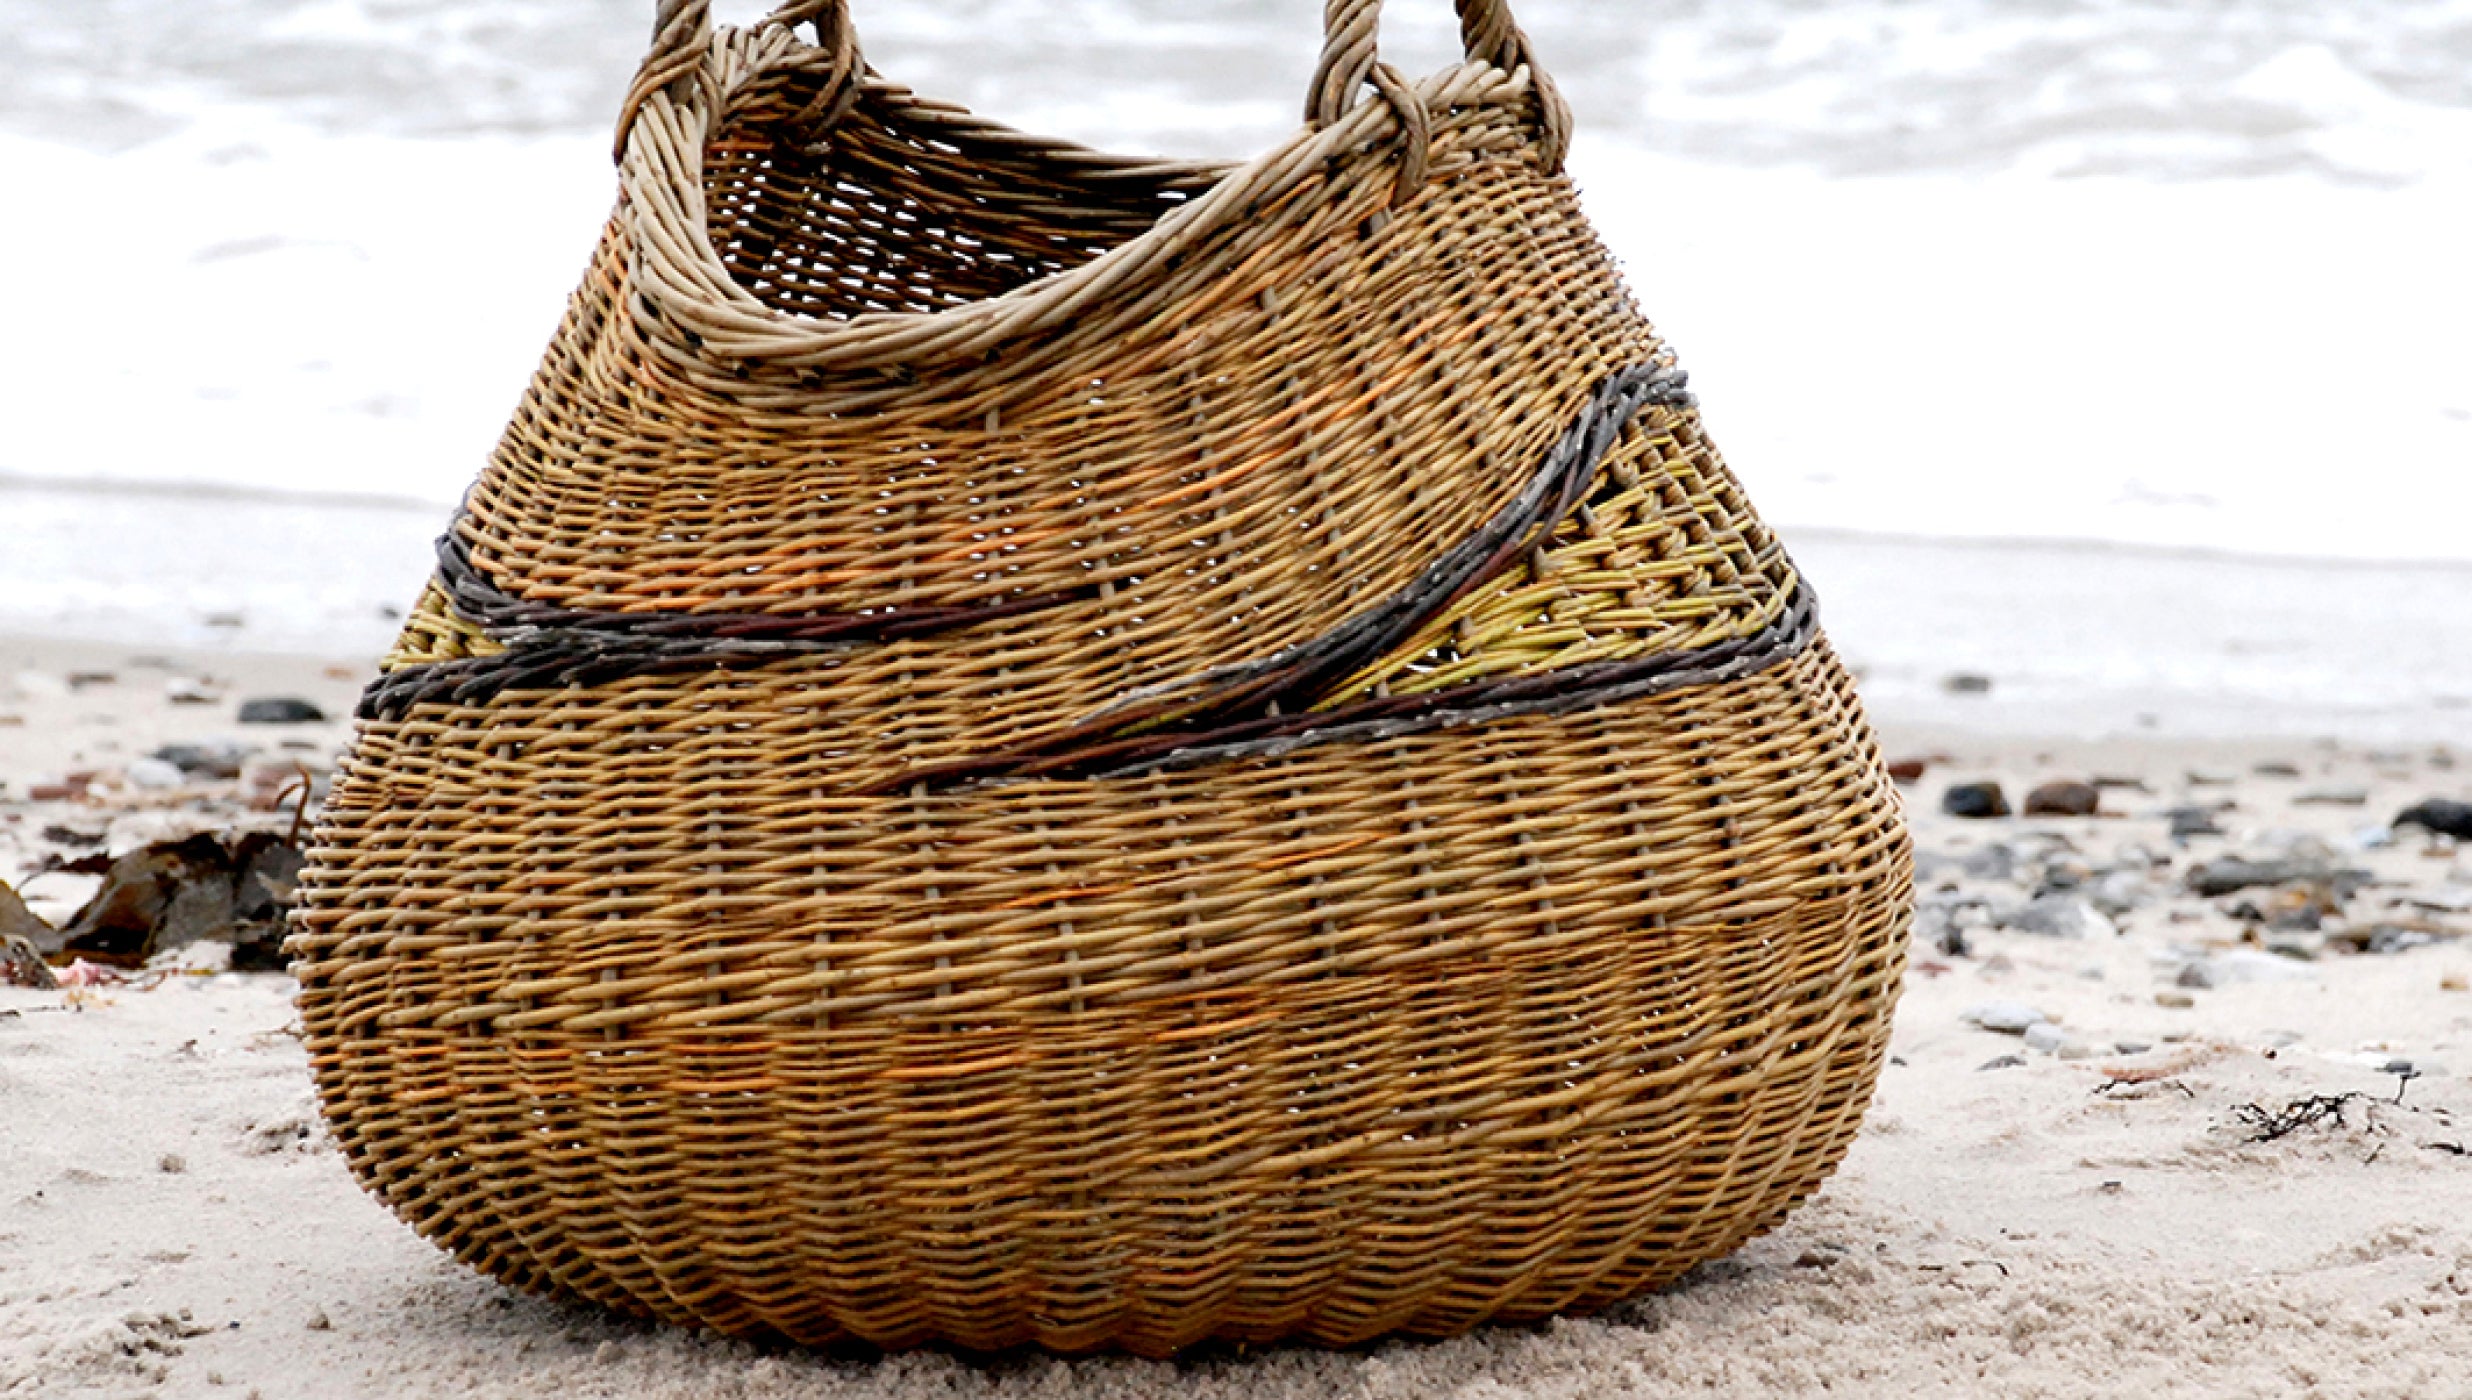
(616, 0), (862, 161)
(1307, 0), (1572, 171)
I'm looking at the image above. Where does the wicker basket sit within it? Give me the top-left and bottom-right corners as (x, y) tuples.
(291, 0), (1911, 1357)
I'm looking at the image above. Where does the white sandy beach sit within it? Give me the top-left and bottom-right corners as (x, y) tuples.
(4, 636), (2468, 1399)
(7, 1), (2472, 1394)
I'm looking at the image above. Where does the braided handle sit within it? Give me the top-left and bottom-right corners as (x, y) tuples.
(1308, 0), (1571, 168)
(615, 0), (861, 161)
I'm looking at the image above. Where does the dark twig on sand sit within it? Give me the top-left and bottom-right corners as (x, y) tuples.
(2233, 1094), (2369, 1143)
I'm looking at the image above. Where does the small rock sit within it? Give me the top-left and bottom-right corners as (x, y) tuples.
(2056, 1041), (2105, 1062)
(2262, 932), (2326, 961)
(2114, 1040), (2154, 1055)
(237, 697), (326, 725)
(2025, 781), (2102, 818)
(66, 671), (118, 691)
(2187, 855), (2357, 899)
(306, 1309), (331, 1332)
(2, 933), (57, 990)
(2443, 973), (2469, 994)
(123, 758), (186, 792)
(2186, 771), (2239, 788)
(1962, 1000), (2048, 1035)
(2167, 807), (2224, 839)
(2002, 894), (2117, 940)
(1944, 783), (2011, 820)
(2295, 788), (2369, 807)
(165, 677), (221, 705)
(2023, 1022), (2072, 1054)
(2156, 990), (2196, 1009)
(2396, 800), (2472, 841)
(1943, 673), (1995, 696)
(2254, 762), (2303, 779)
(2176, 950), (2317, 989)
(158, 1154), (187, 1175)
(2089, 869), (2156, 918)
(154, 743), (250, 780)
(1978, 1054), (2027, 1072)
(1887, 759), (1929, 785)
(1960, 844), (2019, 881)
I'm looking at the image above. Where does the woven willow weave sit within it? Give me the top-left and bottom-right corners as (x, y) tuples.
(292, 0), (1912, 1357)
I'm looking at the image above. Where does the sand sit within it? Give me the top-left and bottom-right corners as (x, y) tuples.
(4, 636), (2470, 1399)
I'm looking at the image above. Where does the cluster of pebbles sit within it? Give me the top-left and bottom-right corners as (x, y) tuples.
(1899, 751), (2470, 1073)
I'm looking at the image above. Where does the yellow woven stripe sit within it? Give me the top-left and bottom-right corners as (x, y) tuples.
(381, 579), (506, 672)
(1325, 405), (1798, 707)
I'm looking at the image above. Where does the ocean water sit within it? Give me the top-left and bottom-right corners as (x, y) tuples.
(2, 1), (2468, 731)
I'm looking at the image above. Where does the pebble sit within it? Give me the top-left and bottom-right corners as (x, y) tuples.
(2156, 990), (2197, 1009)
(238, 697), (326, 725)
(2114, 1040), (2154, 1055)
(2396, 800), (2472, 841)
(2186, 855), (2351, 899)
(2253, 761), (2303, 779)
(1978, 1055), (2027, 1072)
(2002, 894), (2117, 940)
(2056, 1041), (2105, 1062)
(122, 758), (186, 792)
(2090, 869), (2156, 918)
(1962, 1000), (2049, 1035)
(1944, 783), (2011, 820)
(1888, 759), (1929, 784)
(164, 677), (221, 705)
(1943, 674), (1994, 696)
(154, 743), (250, 780)
(2024, 781), (2102, 817)
(2167, 807), (2224, 839)
(2175, 950), (2316, 989)
(2444, 973), (2469, 994)
(2295, 788), (2370, 807)
(2022, 1022), (2072, 1054)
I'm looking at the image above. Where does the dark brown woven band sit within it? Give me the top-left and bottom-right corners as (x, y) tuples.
(360, 362), (1795, 775)
(934, 581), (1818, 788)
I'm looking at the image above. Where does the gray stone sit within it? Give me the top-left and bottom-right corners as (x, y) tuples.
(2114, 1040), (2154, 1055)
(1978, 1055), (2027, 1072)
(152, 743), (250, 780)
(2090, 870), (2156, 918)
(1944, 783), (2012, 820)
(2176, 950), (2317, 989)
(1962, 1000), (2049, 1035)
(2056, 1041), (2106, 1062)
(2167, 807), (2225, 839)
(2187, 855), (2366, 899)
(2002, 894), (2117, 940)
(2023, 1022), (2072, 1054)
(123, 758), (185, 792)
(237, 697), (326, 725)
(1944, 673), (1995, 696)
(2295, 788), (2370, 807)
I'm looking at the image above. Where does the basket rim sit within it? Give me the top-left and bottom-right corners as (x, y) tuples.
(618, 22), (1557, 376)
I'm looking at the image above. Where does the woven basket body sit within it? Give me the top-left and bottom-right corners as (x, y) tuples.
(292, 0), (1911, 1357)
